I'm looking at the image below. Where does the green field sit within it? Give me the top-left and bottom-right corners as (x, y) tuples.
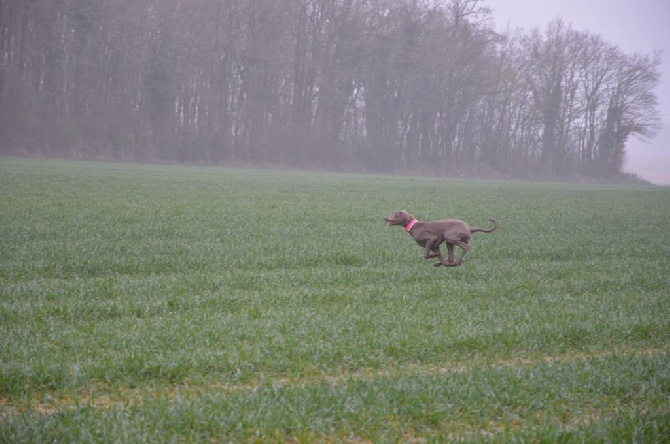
(1, 158), (669, 442)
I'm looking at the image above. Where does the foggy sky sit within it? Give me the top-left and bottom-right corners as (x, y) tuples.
(490, 0), (670, 185)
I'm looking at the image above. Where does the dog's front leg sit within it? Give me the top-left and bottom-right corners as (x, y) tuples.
(431, 247), (450, 267)
(425, 245), (444, 267)
(435, 248), (456, 267)
(424, 239), (451, 267)
(424, 240), (440, 266)
(423, 239), (438, 260)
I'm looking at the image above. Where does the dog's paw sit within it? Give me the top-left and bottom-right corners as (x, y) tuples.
(433, 262), (443, 267)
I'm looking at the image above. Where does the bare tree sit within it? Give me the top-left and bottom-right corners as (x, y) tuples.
(0, 0), (661, 181)
(595, 51), (661, 178)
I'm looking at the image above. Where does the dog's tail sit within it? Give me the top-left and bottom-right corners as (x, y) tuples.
(471, 219), (497, 234)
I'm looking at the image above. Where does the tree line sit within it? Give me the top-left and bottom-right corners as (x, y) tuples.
(0, 0), (661, 180)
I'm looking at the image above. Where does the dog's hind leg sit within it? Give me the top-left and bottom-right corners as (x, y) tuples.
(444, 233), (469, 266)
(440, 243), (459, 267)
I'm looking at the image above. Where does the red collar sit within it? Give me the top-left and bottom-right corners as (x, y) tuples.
(405, 219), (417, 232)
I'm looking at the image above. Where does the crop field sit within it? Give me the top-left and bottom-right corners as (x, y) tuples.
(1, 158), (669, 442)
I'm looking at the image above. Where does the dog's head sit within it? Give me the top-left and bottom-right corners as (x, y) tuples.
(384, 210), (414, 227)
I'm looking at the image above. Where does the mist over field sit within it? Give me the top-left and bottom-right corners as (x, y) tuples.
(0, 0), (663, 182)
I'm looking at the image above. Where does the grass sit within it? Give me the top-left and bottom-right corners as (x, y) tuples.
(1, 157), (669, 442)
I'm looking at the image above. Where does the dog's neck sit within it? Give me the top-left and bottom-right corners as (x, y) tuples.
(405, 218), (418, 232)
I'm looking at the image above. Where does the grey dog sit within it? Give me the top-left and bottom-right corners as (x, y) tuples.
(384, 210), (497, 267)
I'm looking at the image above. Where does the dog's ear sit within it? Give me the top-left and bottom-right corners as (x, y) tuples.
(397, 210), (410, 222)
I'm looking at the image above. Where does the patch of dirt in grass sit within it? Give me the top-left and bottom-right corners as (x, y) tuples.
(1, 345), (667, 422)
